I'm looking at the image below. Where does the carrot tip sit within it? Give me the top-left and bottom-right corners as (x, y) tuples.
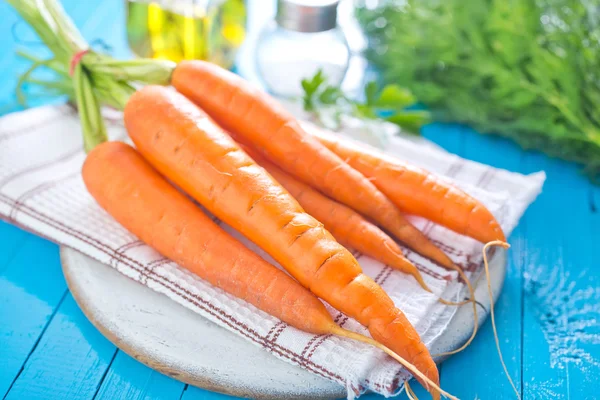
(330, 326), (456, 400)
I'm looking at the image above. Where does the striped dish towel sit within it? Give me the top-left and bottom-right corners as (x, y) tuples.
(0, 104), (544, 399)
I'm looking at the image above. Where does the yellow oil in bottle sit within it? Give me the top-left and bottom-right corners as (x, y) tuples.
(126, 0), (246, 68)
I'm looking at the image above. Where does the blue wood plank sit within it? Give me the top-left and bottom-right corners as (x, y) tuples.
(95, 351), (186, 400)
(180, 386), (247, 400)
(440, 226), (526, 400)
(0, 229), (67, 397)
(4, 293), (117, 400)
(433, 126), (525, 399)
(0, 221), (29, 274)
(461, 125), (527, 172)
(520, 152), (599, 400)
(422, 122), (465, 155)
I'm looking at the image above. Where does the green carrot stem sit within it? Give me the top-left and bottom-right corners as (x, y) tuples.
(92, 74), (137, 110)
(91, 58), (176, 85)
(72, 64), (107, 152)
(23, 78), (74, 92)
(8, 0), (181, 152)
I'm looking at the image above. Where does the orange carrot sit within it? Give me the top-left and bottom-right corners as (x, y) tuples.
(242, 144), (430, 291)
(83, 141), (456, 400)
(305, 125), (506, 244)
(171, 60), (454, 269)
(82, 141), (332, 333)
(124, 86), (441, 397)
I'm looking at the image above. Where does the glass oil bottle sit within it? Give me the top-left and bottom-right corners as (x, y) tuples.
(126, 0), (246, 69)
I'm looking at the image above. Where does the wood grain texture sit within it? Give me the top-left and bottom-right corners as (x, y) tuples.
(3, 293), (117, 400)
(0, 223), (28, 275)
(94, 352), (186, 400)
(520, 153), (599, 400)
(181, 386), (245, 400)
(0, 232), (67, 396)
(437, 127), (526, 399)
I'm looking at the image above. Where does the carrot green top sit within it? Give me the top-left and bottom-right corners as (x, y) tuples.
(7, 0), (175, 152)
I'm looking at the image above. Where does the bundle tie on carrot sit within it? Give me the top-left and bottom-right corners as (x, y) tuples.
(69, 49), (90, 76)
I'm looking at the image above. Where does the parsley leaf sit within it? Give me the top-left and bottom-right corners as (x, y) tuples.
(301, 69), (429, 137)
(358, 0), (600, 180)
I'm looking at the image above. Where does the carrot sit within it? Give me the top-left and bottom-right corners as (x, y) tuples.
(82, 141), (332, 333)
(241, 143), (431, 292)
(124, 86), (442, 397)
(304, 124), (506, 244)
(254, 150), (480, 308)
(83, 141), (456, 400)
(170, 60), (454, 269)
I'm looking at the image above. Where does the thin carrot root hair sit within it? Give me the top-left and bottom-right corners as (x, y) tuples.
(405, 380), (419, 400)
(412, 271), (433, 294)
(382, 240), (432, 294)
(330, 326), (458, 400)
(482, 240), (521, 400)
(412, 270), (471, 307)
(433, 262), (478, 357)
(428, 270), (473, 307)
(388, 244), (471, 306)
(431, 240), (520, 399)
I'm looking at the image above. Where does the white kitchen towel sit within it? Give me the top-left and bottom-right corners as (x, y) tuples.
(0, 104), (544, 399)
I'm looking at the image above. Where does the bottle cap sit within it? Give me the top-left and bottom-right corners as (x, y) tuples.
(276, 0), (340, 33)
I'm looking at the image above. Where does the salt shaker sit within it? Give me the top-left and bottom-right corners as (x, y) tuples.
(256, 0), (350, 98)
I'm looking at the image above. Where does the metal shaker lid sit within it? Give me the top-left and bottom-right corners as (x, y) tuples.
(276, 0), (340, 33)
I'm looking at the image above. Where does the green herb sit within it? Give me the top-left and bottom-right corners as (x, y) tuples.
(7, 0), (176, 152)
(301, 69), (430, 136)
(357, 0), (600, 179)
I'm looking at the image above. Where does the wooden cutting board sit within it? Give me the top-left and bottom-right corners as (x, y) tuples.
(61, 247), (506, 399)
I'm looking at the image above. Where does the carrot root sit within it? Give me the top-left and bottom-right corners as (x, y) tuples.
(434, 241), (519, 399)
(432, 264), (478, 357)
(482, 241), (521, 400)
(330, 326), (457, 400)
(405, 380), (418, 400)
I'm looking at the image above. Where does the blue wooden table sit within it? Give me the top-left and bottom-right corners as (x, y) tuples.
(1, 1), (599, 399)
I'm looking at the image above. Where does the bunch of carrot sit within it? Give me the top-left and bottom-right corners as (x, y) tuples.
(9, 1), (513, 399)
(85, 72), (505, 400)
